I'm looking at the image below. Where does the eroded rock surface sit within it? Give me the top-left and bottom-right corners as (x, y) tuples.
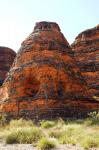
(0, 47), (16, 86)
(71, 25), (99, 97)
(0, 22), (98, 119)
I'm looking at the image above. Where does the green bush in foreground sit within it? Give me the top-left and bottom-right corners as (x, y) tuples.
(6, 127), (43, 144)
(59, 134), (77, 145)
(37, 137), (56, 150)
(80, 135), (99, 149)
(6, 132), (18, 144)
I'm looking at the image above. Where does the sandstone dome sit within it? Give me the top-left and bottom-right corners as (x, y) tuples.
(71, 25), (99, 97)
(0, 46), (16, 86)
(0, 22), (98, 119)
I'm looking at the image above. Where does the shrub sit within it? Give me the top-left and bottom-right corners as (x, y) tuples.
(80, 135), (99, 149)
(89, 111), (99, 122)
(6, 132), (18, 144)
(9, 118), (34, 128)
(84, 111), (99, 126)
(37, 137), (56, 150)
(40, 120), (55, 128)
(49, 130), (63, 139)
(59, 134), (76, 145)
(58, 126), (83, 145)
(6, 127), (43, 144)
(3, 118), (99, 149)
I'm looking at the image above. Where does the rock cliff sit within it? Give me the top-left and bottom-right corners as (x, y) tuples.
(0, 22), (98, 119)
(0, 47), (16, 86)
(71, 25), (99, 97)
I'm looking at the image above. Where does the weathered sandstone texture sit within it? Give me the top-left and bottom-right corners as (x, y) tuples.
(0, 47), (16, 86)
(71, 25), (99, 97)
(0, 22), (99, 119)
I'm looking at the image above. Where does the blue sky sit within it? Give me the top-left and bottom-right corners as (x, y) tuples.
(0, 0), (99, 51)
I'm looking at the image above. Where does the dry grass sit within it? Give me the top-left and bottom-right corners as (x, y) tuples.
(37, 137), (57, 150)
(0, 112), (99, 150)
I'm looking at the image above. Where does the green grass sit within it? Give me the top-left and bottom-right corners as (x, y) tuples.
(6, 132), (19, 144)
(80, 134), (99, 149)
(49, 130), (63, 139)
(9, 118), (34, 128)
(37, 137), (56, 150)
(40, 120), (56, 128)
(6, 127), (43, 144)
(0, 114), (99, 149)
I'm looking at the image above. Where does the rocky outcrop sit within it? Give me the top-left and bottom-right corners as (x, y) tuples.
(0, 47), (16, 86)
(71, 25), (99, 97)
(0, 22), (99, 119)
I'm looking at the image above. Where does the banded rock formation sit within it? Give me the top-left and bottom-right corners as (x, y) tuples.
(0, 47), (16, 86)
(71, 25), (99, 97)
(0, 22), (99, 119)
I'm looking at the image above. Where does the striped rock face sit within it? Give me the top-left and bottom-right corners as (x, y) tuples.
(71, 25), (99, 97)
(0, 47), (16, 86)
(0, 22), (99, 119)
